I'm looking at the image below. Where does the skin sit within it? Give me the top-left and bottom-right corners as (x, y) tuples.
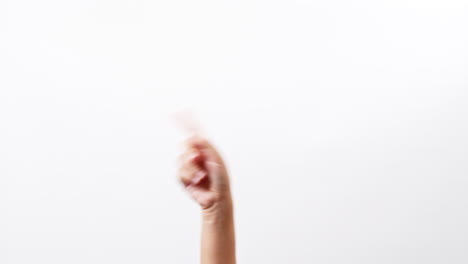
(177, 136), (236, 264)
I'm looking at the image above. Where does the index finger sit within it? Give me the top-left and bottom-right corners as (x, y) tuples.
(173, 110), (204, 137)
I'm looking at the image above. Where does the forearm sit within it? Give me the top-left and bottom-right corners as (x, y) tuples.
(201, 196), (236, 264)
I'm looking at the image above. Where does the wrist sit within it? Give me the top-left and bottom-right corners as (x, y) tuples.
(202, 196), (233, 221)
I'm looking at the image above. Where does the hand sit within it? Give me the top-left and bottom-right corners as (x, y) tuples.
(178, 136), (231, 210)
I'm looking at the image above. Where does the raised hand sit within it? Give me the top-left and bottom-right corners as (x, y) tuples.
(178, 136), (232, 210)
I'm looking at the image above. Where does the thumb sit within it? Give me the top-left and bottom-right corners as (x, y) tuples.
(205, 160), (222, 175)
(204, 158), (230, 189)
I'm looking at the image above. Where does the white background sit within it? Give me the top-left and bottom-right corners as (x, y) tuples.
(1, 0), (467, 263)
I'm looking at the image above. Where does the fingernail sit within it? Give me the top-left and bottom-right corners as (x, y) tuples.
(206, 161), (221, 167)
(187, 152), (199, 162)
(191, 171), (207, 185)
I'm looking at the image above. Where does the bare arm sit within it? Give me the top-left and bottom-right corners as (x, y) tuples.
(201, 195), (236, 264)
(178, 136), (236, 264)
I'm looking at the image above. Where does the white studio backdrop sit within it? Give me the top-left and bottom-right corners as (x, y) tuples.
(1, 0), (467, 263)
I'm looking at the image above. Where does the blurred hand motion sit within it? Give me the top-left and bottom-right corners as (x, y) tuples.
(174, 111), (236, 264)
(178, 136), (231, 209)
